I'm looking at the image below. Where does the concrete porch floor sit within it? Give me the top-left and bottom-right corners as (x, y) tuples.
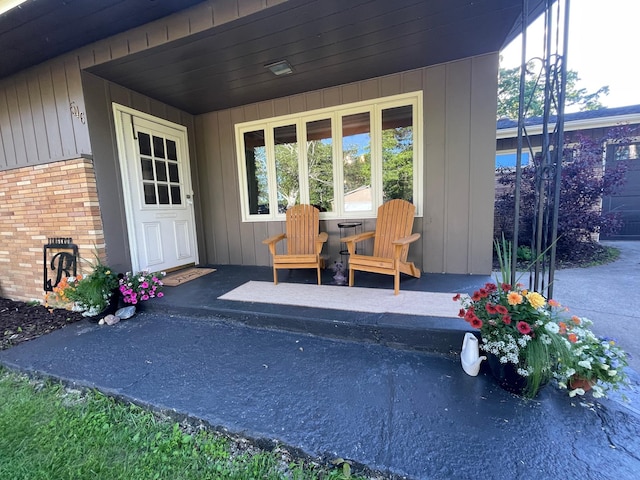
(145, 264), (494, 355)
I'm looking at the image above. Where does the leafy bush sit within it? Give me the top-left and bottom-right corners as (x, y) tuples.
(494, 126), (632, 261)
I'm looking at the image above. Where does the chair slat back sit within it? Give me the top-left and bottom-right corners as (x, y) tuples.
(372, 199), (415, 260)
(286, 204), (320, 255)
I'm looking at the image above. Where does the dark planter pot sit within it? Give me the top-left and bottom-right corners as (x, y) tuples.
(485, 352), (547, 398)
(85, 289), (120, 323)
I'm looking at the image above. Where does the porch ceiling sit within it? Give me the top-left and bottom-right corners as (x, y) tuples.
(1, 0), (544, 115)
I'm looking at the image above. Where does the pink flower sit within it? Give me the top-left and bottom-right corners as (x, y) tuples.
(141, 281), (149, 289)
(517, 321), (532, 335)
(157, 292), (164, 298)
(141, 294), (149, 301)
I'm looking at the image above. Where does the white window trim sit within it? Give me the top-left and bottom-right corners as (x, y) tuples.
(235, 91), (423, 222)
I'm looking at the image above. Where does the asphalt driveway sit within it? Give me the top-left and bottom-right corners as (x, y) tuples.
(548, 241), (640, 371)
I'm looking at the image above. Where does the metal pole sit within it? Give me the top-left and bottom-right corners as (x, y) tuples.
(547, 0), (570, 299)
(512, 0), (528, 287)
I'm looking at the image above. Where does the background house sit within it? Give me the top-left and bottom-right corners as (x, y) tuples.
(0, 0), (545, 301)
(496, 104), (640, 239)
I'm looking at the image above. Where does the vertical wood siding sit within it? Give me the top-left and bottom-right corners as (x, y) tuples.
(195, 54), (498, 274)
(0, 0), (282, 171)
(81, 72), (199, 274)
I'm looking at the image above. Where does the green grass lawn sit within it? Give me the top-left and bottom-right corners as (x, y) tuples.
(0, 369), (361, 480)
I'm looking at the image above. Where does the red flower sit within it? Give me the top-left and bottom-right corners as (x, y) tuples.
(484, 282), (498, 292)
(501, 283), (512, 292)
(458, 308), (466, 318)
(470, 317), (483, 329)
(502, 314), (512, 325)
(478, 288), (488, 298)
(471, 291), (482, 301)
(495, 304), (508, 315)
(464, 308), (476, 322)
(568, 333), (578, 343)
(453, 293), (461, 302)
(485, 303), (497, 314)
(517, 321), (532, 335)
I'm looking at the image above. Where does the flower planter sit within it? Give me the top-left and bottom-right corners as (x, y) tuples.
(486, 352), (547, 398)
(569, 375), (596, 392)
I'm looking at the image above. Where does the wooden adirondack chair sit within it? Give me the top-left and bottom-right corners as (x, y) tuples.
(343, 199), (421, 295)
(262, 204), (328, 285)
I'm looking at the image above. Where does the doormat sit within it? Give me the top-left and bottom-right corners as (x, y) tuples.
(218, 281), (465, 318)
(163, 268), (216, 286)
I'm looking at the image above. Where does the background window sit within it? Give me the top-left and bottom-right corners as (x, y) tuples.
(244, 130), (268, 214)
(306, 118), (334, 213)
(342, 112), (371, 212)
(382, 105), (413, 202)
(274, 124), (299, 213)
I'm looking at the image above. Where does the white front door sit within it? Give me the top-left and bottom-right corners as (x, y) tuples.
(113, 104), (198, 273)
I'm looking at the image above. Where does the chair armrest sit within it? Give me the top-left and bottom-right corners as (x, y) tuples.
(262, 233), (286, 246)
(316, 232), (328, 243)
(342, 231), (375, 245)
(262, 233), (286, 260)
(392, 233), (421, 246)
(343, 231), (375, 255)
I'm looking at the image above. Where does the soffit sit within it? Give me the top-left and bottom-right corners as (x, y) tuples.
(1, 0), (545, 115)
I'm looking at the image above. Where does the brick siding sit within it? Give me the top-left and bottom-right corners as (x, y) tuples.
(0, 158), (106, 302)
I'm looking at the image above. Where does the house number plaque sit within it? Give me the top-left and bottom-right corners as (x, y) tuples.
(69, 101), (86, 124)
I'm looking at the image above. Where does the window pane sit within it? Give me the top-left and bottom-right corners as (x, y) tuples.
(307, 119), (334, 213)
(143, 183), (156, 205)
(171, 186), (182, 204)
(141, 159), (154, 180)
(155, 160), (168, 182)
(168, 163), (179, 182)
(342, 112), (371, 212)
(274, 124), (299, 213)
(153, 136), (165, 158)
(138, 132), (152, 156)
(158, 184), (170, 204)
(244, 130), (269, 214)
(166, 139), (177, 160)
(613, 142), (640, 161)
(382, 105), (413, 202)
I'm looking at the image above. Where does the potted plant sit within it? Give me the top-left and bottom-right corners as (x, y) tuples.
(48, 258), (119, 317)
(118, 271), (165, 306)
(554, 316), (630, 398)
(454, 238), (571, 397)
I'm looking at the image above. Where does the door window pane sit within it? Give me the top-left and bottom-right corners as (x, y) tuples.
(157, 184), (170, 204)
(171, 186), (182, 204)
(153, 135), (165, 158)
(168, 163), (179, 182)
(307, 119), (334, 213)
(382, 105), (413, 202)
(342, 112), (371, 212)
(155, 160), (168, 182)
(166, 139), (177, 160)
(138, 132), (152, 156)
(143, 183), (156, 205)
(244, 130), (269, 214)
(141, 159), (154, 180)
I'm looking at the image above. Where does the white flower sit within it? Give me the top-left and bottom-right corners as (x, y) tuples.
(569, 387), (585, 397)
(545, 322), (560, 334)
(577, 360), (592, 370)
(540, 334), (552, 345)
(608, 370), (617, 376)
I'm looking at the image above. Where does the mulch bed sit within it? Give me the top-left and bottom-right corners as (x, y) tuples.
(0, 297), (85, 351)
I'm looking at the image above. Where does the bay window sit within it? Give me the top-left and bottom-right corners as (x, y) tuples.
(236, 92), (422, 221)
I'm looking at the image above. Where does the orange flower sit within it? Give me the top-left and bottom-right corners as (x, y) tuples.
(568, 333), (578, 343)
(558, 322), (567, 335)
(571, 316), (581, 325)
(548, 299), (560, 307)
(507, 292), (523, 306)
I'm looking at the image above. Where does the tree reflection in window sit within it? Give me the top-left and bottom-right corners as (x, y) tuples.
(342, 112), (371, 212)
(307, 119), (334, 213)
(244, 130), (268, 214)
(382, 105), (413, 202)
